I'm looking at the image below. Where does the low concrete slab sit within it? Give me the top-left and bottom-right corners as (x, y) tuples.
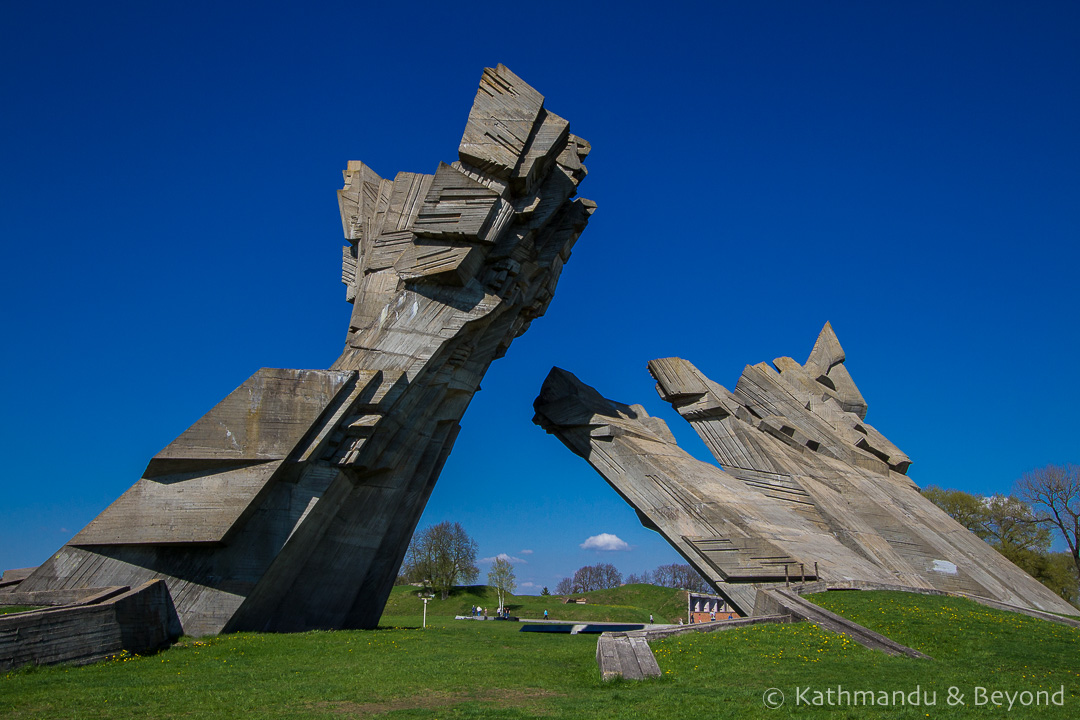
(597, 633), (660, 681)
(0, 585), (129, 607)
(596, 614), (793, 681)
(0, 580), (181, 670)
(521, 623), (647, 634)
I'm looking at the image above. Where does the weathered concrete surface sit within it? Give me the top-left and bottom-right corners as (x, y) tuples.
(0, 585), (128, 607)
(0, 567), (36, 589)
(533, 324), (1078, 618)
(0, 580), (181, 670)
(20, 65), (593, 636)
(596, 633), (661, 681)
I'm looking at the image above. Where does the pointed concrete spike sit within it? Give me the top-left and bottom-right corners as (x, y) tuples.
(805, 321), (846, 373)
(826, 363), (868, 419)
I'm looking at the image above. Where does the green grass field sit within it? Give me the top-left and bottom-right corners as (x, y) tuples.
(2, 588), (1078, 719)
(383, 583), (687, 623)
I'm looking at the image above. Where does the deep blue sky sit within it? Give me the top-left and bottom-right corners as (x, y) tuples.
(2, 1), (1078, 593)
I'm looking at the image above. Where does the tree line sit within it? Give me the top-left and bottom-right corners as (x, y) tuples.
(626, 563), (712, 593)
(554, 562), (711, 595)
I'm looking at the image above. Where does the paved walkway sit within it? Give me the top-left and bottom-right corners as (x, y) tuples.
(455, 615), (677, 630)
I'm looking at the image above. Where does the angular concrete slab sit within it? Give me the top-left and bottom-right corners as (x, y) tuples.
(20, 66), (594, 636)
(533, 324), (1077, 618)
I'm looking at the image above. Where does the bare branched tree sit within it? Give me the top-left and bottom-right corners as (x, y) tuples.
(402, 521), (478, 600)
(1016, 464), (1080, 580)
(570, 563), (622, 592)
(596, 563), (622, 589)
(570, 565), (594, 592)
(652, 563), (711, 593)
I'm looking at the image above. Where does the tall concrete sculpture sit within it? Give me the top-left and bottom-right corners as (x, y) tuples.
(17, 65), (594, 636)
(533, 324), (1076, 616)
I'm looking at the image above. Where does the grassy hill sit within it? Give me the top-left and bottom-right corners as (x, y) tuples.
(382, 583), (688, 624)
(3, 589), (1078, 719)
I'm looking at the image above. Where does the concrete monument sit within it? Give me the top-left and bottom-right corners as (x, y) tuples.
(15, 65), (594, 635)
(533, 324), (1076, 616)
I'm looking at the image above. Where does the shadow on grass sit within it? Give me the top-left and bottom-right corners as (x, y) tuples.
(411, 585), (491, 600)
(457, 585), (490, 598)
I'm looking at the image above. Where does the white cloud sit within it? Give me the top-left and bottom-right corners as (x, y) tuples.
(579, 533), (630, 551)
(480, 552), (528, 564)
(519, 581), (537, 589)
(519, 549), (534, 555)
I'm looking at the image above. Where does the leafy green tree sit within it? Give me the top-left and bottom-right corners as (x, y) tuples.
(403, 521), (478, 600)
(1023, 552), (1080, 605)
(922, 486), (1049, 561)
(487, 557), (516, 613)
(540, 586), (550, 596)
(984, 494), (1052, 559)
(921, 486), (994, 538)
